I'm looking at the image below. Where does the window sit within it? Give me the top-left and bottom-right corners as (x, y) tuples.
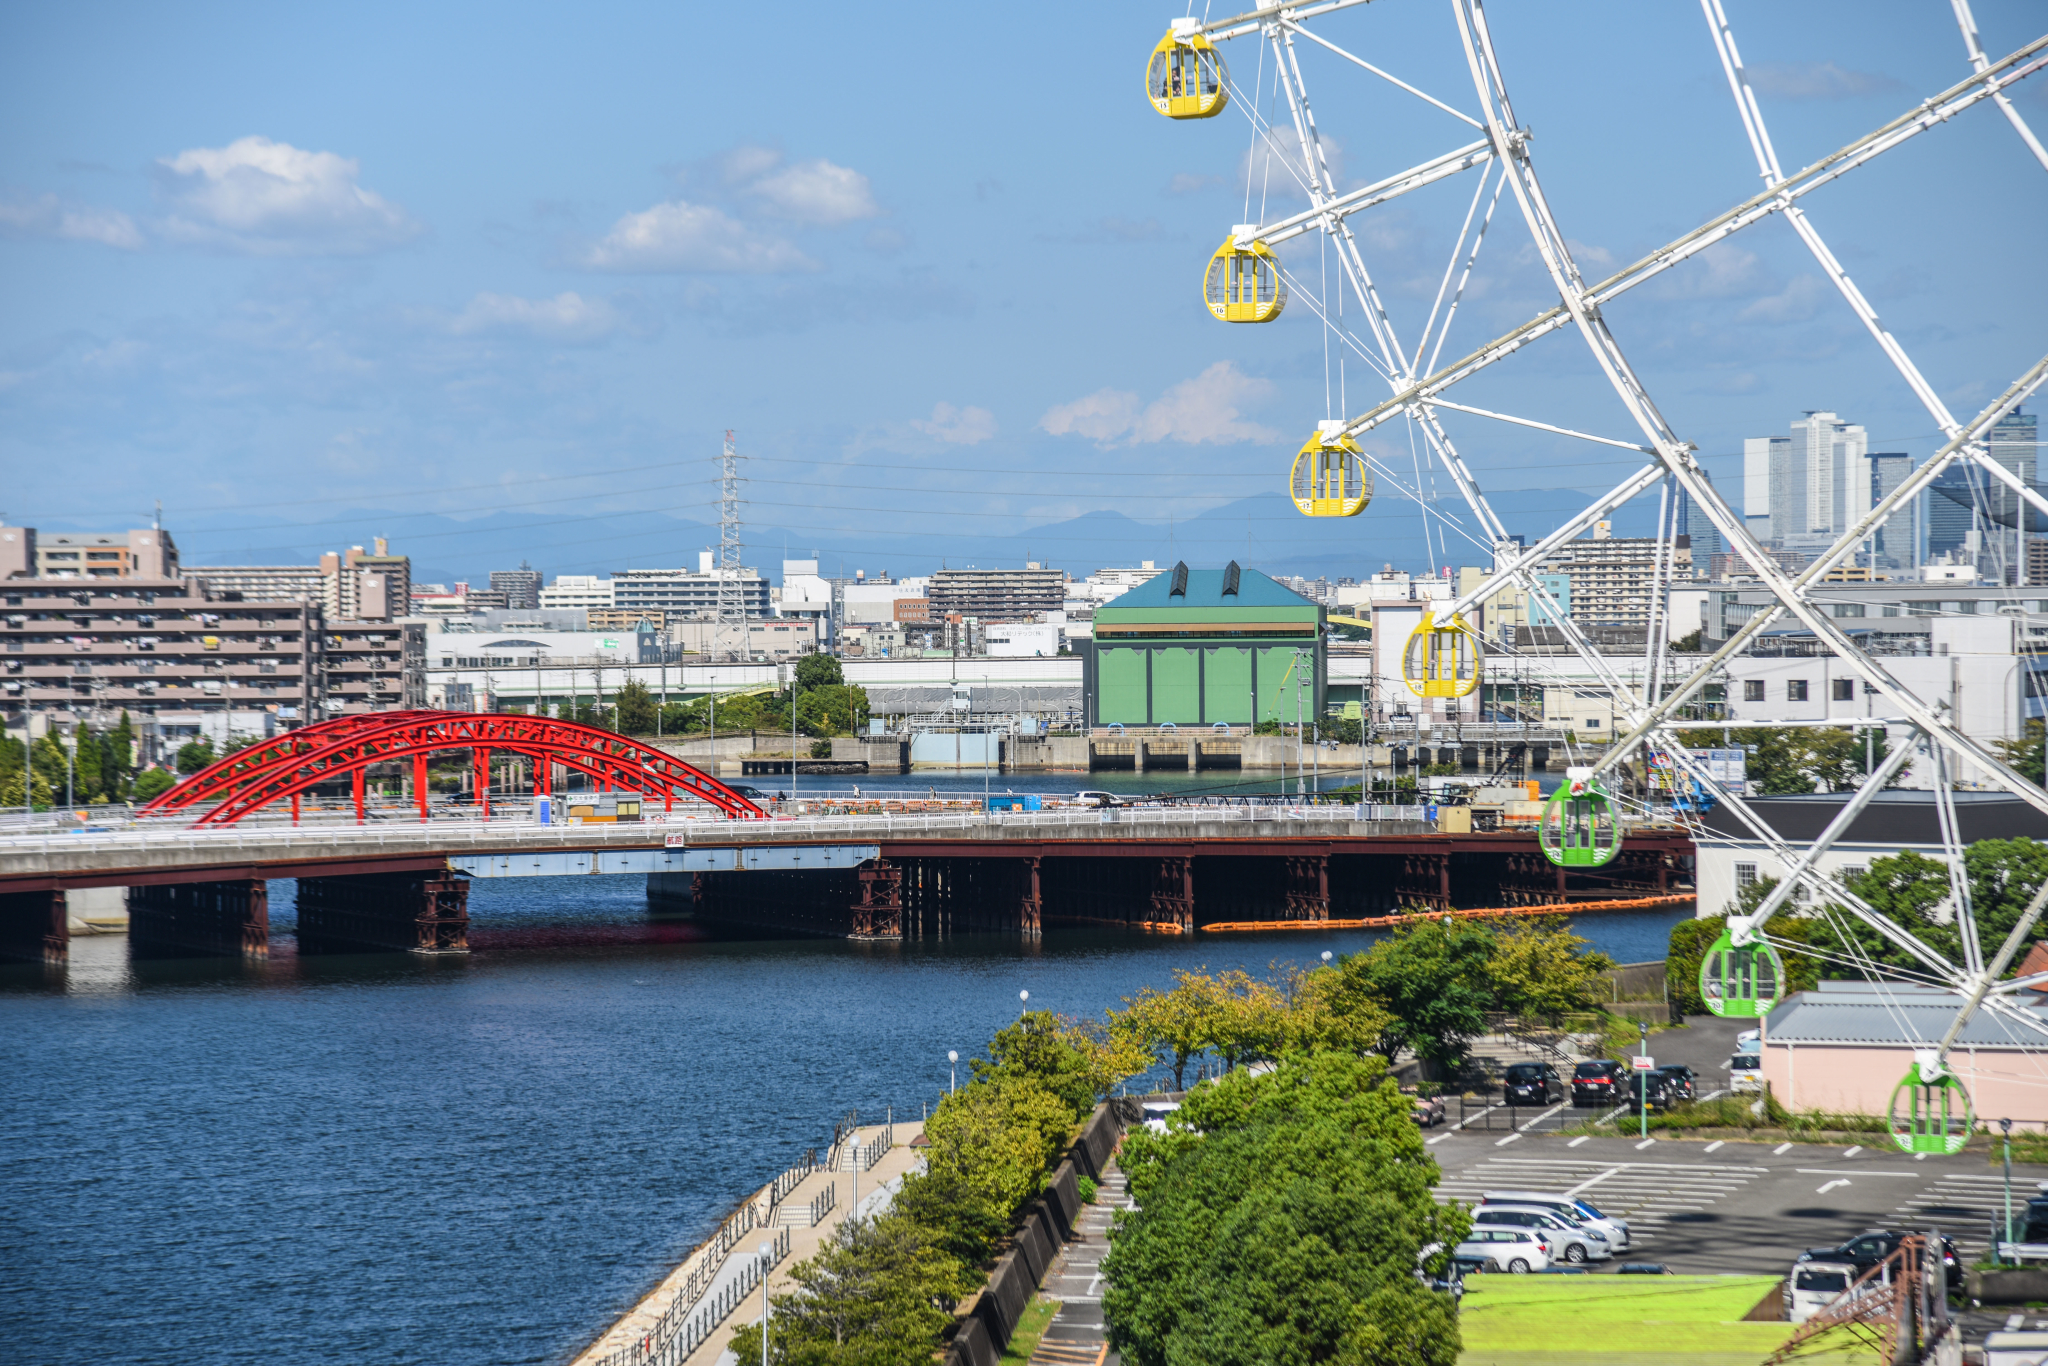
(1833, 603), (1865, 618)
(1584, 718), (1601, 728)
(1743, 680), (1765, 702)
(1787, 680), (1809, 701)
(1841, 865), (1868, 886)
(1735, 862), (1758, 889)
(1831, 678), (1855, 701)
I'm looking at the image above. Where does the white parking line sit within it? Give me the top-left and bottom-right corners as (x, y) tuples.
(1454, 1104), (1503, 1131)
(1635, 1139), (1657, 1150)
(1496, 1132), (1522, 1147)
(1699, 1089), (1727, 1103)
(1568, 1136), (1590, 1148)
(1520, 1102), (1570, 1132)
(1774, 1143), (1794, 1155)
(1817, 1179), (1852, 1195)
(1796, 1169), (1919, 1178)
(1843, 1146), (1864, 1158)
(1703, 1141), (1725, 1153)
(1428, 1134), (1451, 1146)
(1566, 1166), (1625, 1198)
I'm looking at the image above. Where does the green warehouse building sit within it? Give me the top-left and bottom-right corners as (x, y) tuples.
(1081, 561), (1325, 727)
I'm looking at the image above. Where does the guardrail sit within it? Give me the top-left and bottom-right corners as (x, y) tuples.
(597, 1227), (792, 1366)
(777, 1182), (837, 1230)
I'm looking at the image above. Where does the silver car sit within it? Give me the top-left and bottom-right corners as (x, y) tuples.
(1452, 1228), (1552, 1274)
(1472, 1205), (1612, 1264)
(1481, 1189), (1631, 1250)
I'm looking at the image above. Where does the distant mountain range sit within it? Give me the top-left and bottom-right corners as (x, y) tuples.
(34, 485), (1662, 589)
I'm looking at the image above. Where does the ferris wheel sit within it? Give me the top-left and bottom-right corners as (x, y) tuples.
(1143, 0), (2048, 1153)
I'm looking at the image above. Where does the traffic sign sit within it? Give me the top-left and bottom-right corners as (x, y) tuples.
(1632, 1056), (1656, 1071)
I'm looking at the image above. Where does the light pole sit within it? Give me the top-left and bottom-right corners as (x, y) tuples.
(1638, 1020), (1651, 1141)
(2002, 1117), (2015, 1264)
(1019, 989), (1029, 1017)
(948, 1049), (958, 1095)
(1321, 950), (1332, 968)
(758, 1239), (773, 1366)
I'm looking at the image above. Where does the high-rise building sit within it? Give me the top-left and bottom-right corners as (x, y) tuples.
(490, 563), (542, 611)
(3, 526), (180, 580)
(1745, 412), (1876, 550)
(928, 565), (1065, 622)
(1674, 471), (1724, 563)
(1536, 523), (1693, 627)
(316, 540), (410, 622)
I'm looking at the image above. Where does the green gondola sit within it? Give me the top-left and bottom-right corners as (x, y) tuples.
(1699, 929), (1783, 1019)
(1887, 1064), (1973, 1155)
(1539, 773), (1620, 868)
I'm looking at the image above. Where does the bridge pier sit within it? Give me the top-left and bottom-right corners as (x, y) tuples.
(1149, 856), (1194, 931)
(851, 860), (904, 940)
(1017, 856), (1042, 937)
(296, 872), (469, 954)
(1283, 855), (1330, 922)
(130, 879), (270, 959)
(0, 888), (68, 965)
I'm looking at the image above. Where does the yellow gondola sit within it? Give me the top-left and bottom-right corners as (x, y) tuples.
(1146, 23), (1229, 120)
(1290, 424), (1371, 517)
(1205, 232), (1286, 323)
(1403, 611), (1482, 698)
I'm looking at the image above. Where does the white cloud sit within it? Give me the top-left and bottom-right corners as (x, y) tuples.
(911, 401), (997, 445)
(582, 200), (817, 273)
(1738, 274), (1829, 324)
(154, 136), (420, 255)
(1746, 61), (1905, 101)
(1040, 362), (1277, 447)
(450, 291), (621, 342)
(0, 193), (144, 249)
(745, 158), (880, 224)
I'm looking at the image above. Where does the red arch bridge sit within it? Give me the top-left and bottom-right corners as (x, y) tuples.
(138, 709), (764, 826)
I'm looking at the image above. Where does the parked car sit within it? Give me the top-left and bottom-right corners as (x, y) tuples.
(1798, 1230), (1962, 1290)
(1786, 1261), (1863, 1325)
(1656, 1064), (1698, 1102)
(1405, 1088), (1447, 1127)
(1139, 1101), (1181, 1135)
(1074, 790), (1123, 808)
(1503, 1062), (1565, 1106)
(1471, 1206), (1612, 1264)
(1620, 1073), (1678, 1116)
(1571, 1060), (1629, 1106)
(1728, 1050), (1764, 1094)
(1451, 1227), (1552, 1274)
(1482, 1190), (1631, 1250)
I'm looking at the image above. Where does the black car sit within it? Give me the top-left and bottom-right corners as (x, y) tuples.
(1503, 1062), (1564, 1106)
(1654, 1064), (1697, 1103)
(1620, 1073), (1677, 1116)
(1571, 1060), (1629, 1107)
(1798, 1230), (1962, 1290)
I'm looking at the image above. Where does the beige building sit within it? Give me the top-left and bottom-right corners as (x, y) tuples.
(2, 526), (179, 581)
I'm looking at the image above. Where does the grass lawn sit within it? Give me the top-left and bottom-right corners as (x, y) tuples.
(1457, 1276), (1878, 1366)
(999, 1296), (1059, 1366)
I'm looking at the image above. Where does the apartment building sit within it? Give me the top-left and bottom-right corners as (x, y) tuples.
(2, 525), (180, 580)
(928, 565), (1065, 621)
(1537, 526), (1693, 628)
(2, 577), (322, 736)
(325, 621), (426, 715)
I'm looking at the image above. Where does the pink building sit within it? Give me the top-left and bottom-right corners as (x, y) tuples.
(1760, 981), (2048, 1133)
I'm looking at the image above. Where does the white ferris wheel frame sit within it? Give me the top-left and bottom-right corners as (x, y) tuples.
(1178, 0), (2048, 1073)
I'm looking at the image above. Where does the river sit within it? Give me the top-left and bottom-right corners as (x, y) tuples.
(1, 875), (1682, 1364)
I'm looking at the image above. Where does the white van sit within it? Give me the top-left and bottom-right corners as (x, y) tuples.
(1786, 1261), (1860, 1324)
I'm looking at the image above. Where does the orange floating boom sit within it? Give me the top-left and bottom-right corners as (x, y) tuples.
(1197, 893), (1694, 933)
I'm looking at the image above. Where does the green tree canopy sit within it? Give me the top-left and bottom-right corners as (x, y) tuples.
(971, 1010), (1102, 1121)
(131, 768), (176, 803)
(1486, 921), (1615, 1022)
(174, 738), (216, 774)
(613, 679), (659, 735)
(728, 1214), (970, 1366)
(794, 653), (844, 689)
(892, 1074), (1073, 1263)
(1105, 1051), (1466, 1366)
(1337, 920), (1496, 1074)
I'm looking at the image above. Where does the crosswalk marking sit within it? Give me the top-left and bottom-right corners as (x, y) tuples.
(1893, 1173), (2018, 1258)
(1435, 1157), (1769, 1251)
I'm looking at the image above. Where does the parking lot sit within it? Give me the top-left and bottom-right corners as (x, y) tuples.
(1431, 1131), (2047, 1273)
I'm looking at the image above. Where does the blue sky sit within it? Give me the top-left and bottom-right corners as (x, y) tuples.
(3, 1), (2044, 586)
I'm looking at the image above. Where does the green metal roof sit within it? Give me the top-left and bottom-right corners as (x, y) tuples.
(1097, 564), (1316, 615)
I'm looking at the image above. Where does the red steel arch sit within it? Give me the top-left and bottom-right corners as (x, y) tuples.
(140, 710), (764, 825)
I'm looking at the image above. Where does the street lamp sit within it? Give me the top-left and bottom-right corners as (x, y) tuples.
(758, 1240), (773, 1366)
(948, 1049), (958, 1095)
(1019, 989), (1029, 1016)
(2002, 1117), (2016, 1264)
(1320, 950), (1333, 967)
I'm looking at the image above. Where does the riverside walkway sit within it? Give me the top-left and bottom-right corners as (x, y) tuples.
(574, 1120), (923, 1366)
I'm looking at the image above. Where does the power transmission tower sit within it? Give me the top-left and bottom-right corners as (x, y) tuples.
(714, 429), (747, 660)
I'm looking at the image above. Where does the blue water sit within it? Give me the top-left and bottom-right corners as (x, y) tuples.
(1, 878), (1682, 1364)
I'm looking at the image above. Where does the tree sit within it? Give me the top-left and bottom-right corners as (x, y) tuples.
(1339, 920), (1496, 1075)
(175, 738), (216, 774)
(971, 1010), (1102, 1121)
(613, 679), (659, 735)
(795, 653), (845, 689)
(1996, 720), (2046, 785)
(106, 711), (136, 799)
(1, 766), (55, 811)
(1667, 875), (1822, 1015)
(1111, 970), (1228, 1090)
(1679, 725), (1906, 794)
(1281, 961), (1394, 1057)
(727, 1214), (970, 1366)
(892, 1075), (1073, 1263)
(1485, 920), (1614, 1022)
(74, 726), (104, 802)
(1969, 838), (2048, 956)
(131, 767), (176, 803)
(1105, 1051), (1466, 1366)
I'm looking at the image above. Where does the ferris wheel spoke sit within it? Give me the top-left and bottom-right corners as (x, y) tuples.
(1199, 0), (1378, 44)
(1238, 139), (1493, 247)
(1952, 0), (2048, 173)
(1274, 16), (1486, 128)
(1329, 29), (2048, 445)
(1422, 398), (1653, 454)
